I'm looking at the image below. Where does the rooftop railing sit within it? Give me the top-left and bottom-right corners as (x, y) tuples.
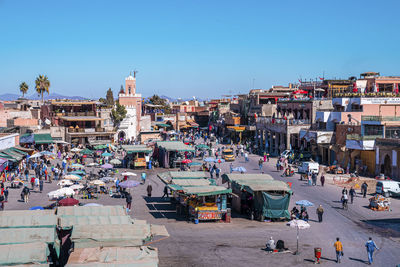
(362, 116), (400, 121)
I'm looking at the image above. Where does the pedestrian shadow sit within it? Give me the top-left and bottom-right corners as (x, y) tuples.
(146, 203), (176, 211)
(332, 200), (342, 203)
(303, 259), (315, 263)
(148, 211), (188, 221)
(143, 196), (170, 203)
(320, 256), (337, 262)
(348, 257), (368, 264)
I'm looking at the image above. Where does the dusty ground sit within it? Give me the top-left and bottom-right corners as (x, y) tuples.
(3, 149), (400, 267)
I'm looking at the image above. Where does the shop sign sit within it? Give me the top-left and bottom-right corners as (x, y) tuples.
(198, 211), (222, 220)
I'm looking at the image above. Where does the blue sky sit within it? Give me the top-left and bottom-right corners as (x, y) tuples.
(1, 0), (400, 99)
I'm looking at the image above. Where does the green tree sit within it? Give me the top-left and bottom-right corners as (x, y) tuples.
(98, 97), (106, 104)
(111, 101), (127, 126)
(35, 75), (50, 103)
(106, 88), (114, 106)
(148, 94), (171, 113)
(19, 82), (29, 97)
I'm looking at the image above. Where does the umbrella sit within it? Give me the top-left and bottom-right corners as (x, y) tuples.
(59, 197), (79, 207)
(119, 180), (140, 188)
(100, 177), (115, 182)
(48, 187), (75, 199)
(121, 172), (137, 176)
(69, 170), (86, 175)
(102, 152), (113, 157)
(71, 148), (82, 153)
(182, 159), (192, 164)
(29, 206), (44, 210)
(71, 163), (84, 168)
(214, 158), (225, 163)
(232, 166), (247, 173)
(204, 157), (216, 162)
(29, 153), (42, 159)
(292, 90), (308, 94)
(287, 219), (311, 255)
(87, 162), (99, 167)
(57, 180), (73, 186)
(84, 203), (103, 207)
(40, 151), (56, 156)
(64, 174), (82, 181)
(90, 180), (106, 186)
(295, 200), (314, 207)
(69, 184), (84, 190)
(110, 159), (122, 165)
(196, 144), (210, 150)
(81, 148), (93, 155)
(101, 163), (113, 169)
(188, 162), (202, 166)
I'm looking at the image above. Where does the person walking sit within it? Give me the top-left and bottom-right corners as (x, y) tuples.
(263, 152), (267, 162)
(349, 187), (356, 204)
(244, 152), (249, 162)
(146, 183), (153, 197)
(162, 185), (169, 198)
(125, 193), (132, 212)
(365, 237), (379, 265)
(312, 172), (317, 186)
(334, 237), (343, 263)
(259, 158), (263, 170)
(316, 205), (324, 222)
(215, 167), (220, 179)
(39, 179), (44, 193)
(230, 163), (233, 173)
(3, 187), (8, 202)
(30, 177), (35, 190)
(23, 186), (30, 203)
(320, 174), (325, 187)
(361, 182), (368, 198)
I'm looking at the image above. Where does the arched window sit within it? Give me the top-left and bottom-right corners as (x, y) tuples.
(128, 86), (131, 94)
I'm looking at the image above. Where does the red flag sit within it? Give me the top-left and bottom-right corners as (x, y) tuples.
(319, 77), (324, 80)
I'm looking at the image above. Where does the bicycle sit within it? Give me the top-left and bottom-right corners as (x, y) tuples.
(342, 198), (348, 210)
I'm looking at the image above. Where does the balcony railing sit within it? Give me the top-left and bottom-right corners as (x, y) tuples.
(362, 116), (400, 121)
(52, 111), (96, 117)
(346, 134), (383, 141)
(68, 128), (106, 133)
(257, 117), (310, 126)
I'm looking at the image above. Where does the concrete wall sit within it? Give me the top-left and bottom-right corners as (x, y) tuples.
(0, 133), (19, 150)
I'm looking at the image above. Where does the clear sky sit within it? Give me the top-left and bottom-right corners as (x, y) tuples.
(1, 0), (400, 99)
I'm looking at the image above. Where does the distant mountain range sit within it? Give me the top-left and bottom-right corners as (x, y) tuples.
(0, 93), (88, 101)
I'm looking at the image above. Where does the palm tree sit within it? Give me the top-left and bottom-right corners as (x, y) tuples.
(35, 75), (50, 103)
(19, 82), (29, 97)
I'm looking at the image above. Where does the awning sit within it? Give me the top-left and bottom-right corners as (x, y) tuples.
(34, 134), (54, 144)
(156, 123), (171, 128)
(20, 133), (34, 144)
(121, 145), (153, 154)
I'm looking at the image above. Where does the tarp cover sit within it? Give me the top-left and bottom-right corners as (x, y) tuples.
(156, 141), (195, 152)
(0, 209), (55, 217)
(34, 134), (54, 144)
(255, 192), (291, 219)
(0, 242), (49, 266)
(182, 186), (232, 196)
(171, 179), (211, 187)
(0, 215), (57, 229)
(66, 246), (158, 267)
(57, 205), (126, 216)
(158, 171), (207, 182)
(70, 224), (151, 248)
(122, 145), (153, 154)
(59, 215), (133, 229)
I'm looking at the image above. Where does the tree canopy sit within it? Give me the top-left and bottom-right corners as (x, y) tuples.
(35, 75), (50, 103)
(148, 94), (171, 113)
(106, 88), (114, 106)
(111, 101), (127, 125)
(19, 82), (29, 97)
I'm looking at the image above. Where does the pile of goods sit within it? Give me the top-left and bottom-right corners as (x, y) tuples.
(369, 195), (391, 211)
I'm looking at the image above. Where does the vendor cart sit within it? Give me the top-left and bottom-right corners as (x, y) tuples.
(369, 195), (391, 211)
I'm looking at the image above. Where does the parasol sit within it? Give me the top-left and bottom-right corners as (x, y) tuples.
(119, 180), (140, 188)
(214, 158), (225, 163)
(121, 172), (137, 176)
(295, 200), (314, 207)
(101, 163), (113, 169)
(287, 219), (311, 255)
(232, 166), (247, 173)
(182, 159), (192, 164)
(102, 152), (113, 157)
(110, 159), (122, 165)
(90, 180), (106, 186)
(57, 180), (73, 186)
(71, 148), (82, 153)
(58, 197), (79, 206)
(204, 157), (216, 162)
(87, 162), (99, 167)
(69, 184), (84, 190)
(71, 163), (84, 169)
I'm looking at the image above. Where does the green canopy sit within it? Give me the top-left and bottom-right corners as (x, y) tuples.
(182, 186), (232, 197)
(59, 215), (133, 229)
(57, 205), (126, 216)
(34, 134), (54, 144)
(255, 192), (291, 219)
(93, 145), (107, 150)
(80, 148), (93, 155)
(156, 141), (195, 152)
(0, 215), (57, 229)
(195, 144), (210, 150)
(156, 123), (171, 128)
(122, 145), (153, 154)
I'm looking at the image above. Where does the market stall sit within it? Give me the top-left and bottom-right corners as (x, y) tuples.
(154, 141), (195, 168)
(222, 173), (292, 221)
(121, 145), (153, 169)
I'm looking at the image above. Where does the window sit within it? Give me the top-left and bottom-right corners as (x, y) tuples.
(364, 125), (383, 136)
(128, 86), (131, 94)
(386, 127), (400, 139)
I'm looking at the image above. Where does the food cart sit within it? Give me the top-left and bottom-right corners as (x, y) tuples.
(369, 195), (391, 211)
(222, 173), (292, 221)
(121, 145), (153, 169)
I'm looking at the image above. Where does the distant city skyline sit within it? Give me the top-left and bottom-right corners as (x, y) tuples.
(1, 0), (400, 99)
